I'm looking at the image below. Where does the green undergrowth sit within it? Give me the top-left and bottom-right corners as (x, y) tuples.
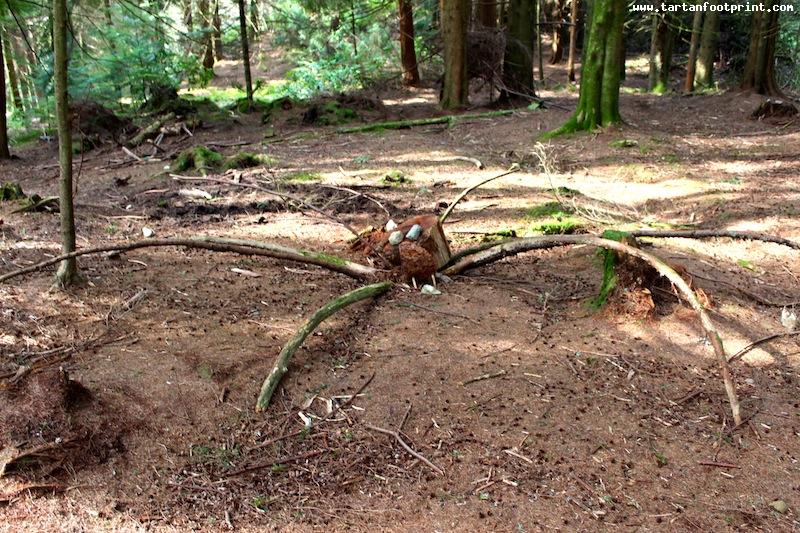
(173, 147), (275, 175)
(589, 229), (631, 309)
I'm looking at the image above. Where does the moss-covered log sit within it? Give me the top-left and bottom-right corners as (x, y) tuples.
(336, 110), (516, 134)
(255, 282), (393, 411)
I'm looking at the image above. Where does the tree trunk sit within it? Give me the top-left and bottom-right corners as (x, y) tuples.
(502, 0), (536, 98)
(440, 0), (469, 109)
(53, 0), (78, 285)
(547, 0), (625, 135)
(476, 0), (497, 26)
(536, 0), (544, 80)
(398, 0), (421, 86)
(549, 0), (565, 63)
(183, 0), (194, 33)
(249, 0), (260, 41)
(213, 0), (224, 60)
(199, 0), (215, 70)
(684, 9), (703, 92)
(648, 11), (673, 93)
(695, 1), (719, 88)
(2, 28), (23, 110)
(740, 0), (781, 96)
(0, 29), (10, 159)
(238, 0), (254, 107)
(566, 0), (579, 82)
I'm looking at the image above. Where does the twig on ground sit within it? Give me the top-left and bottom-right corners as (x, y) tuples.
(629, 229), (800, 251)
(698, 460), (740, 469)
(365, 424), (444, 475)
(727, 331), (800, 363)
(461, 370), (507, 386)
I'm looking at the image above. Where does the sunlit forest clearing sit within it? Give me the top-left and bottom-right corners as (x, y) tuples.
(0, 0), (799, 530)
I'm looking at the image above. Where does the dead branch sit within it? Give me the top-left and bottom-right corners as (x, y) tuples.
(727, 331), (800, 363)
(439, 165), (520, 224)
(336, 110), (517, 135)
(629, 229), (800, 251)
(441, 235), (742, 425)
(461, 369), (507, 385)
(128, 113), (175, 147)
(365, 424), (445, 475)
(0, 237), (378, 284)
(255, 282), (393, 411)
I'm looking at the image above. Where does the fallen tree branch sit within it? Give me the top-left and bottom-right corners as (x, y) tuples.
(336, 109), (518, 135)
(365, 424), (445, 475)
(629, 229), (800, 251)
(441, 235), (742, 425)
(128, 113), (175, 147)
(439, 165), (520, 224)
(727, 331), (800, 363)
(0, 237), (379, 284)
(255, 282), (393, 411)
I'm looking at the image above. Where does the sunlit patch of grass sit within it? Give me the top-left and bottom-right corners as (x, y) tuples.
(524, 201), (582, 235)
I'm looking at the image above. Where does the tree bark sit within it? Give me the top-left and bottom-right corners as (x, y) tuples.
(566, 0), (579, 82)
(476, 0), (497, 26)
(53, 0), (78, 285)
(213, 0), (224, 60)
(695, 1), (719, 88)
(684, 9), (703, 92)
(398, 0), (421, 86)
(536, 0), (544, 80)
(2, 28), (23, 110)
(238, 0), (254, 107)
(199, 0), (215, 70)
(648, 11), (674, 93)
(547, 0), (625, 134)
(549, 0), (565, 63)
(0, 28), (10, 159)
(740, 0), (781, 96)
(502, 0), (536, 98)
(440, 0), (469, 109)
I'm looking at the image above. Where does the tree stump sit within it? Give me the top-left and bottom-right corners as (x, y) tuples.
(751, 99), (798, 120)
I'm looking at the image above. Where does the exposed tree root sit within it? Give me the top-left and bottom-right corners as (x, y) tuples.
(629, 229), (800, 251)
(255, 282), (393, 411)
(728, 331), (800, 363)
(0, 237), (379, 284)
(443, 235), (742, 425)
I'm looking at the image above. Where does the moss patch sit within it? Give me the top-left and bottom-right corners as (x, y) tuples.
(524, 202), (582, 235)
(173, 146), (224, 175)
(283, 171), (321, 182)
(1, 182), (25, 201)
(223, 152), (277, 170)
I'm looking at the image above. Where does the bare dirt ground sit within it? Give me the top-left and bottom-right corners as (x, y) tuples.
(1, 55), (800, 532)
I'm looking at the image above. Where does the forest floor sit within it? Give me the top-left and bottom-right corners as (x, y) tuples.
(1, 53), (800, 532)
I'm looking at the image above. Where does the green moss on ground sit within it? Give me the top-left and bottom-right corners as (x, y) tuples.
(524, 202), (583, 235)
(173, 146), (224, 175)
(223, 152), (277, 170)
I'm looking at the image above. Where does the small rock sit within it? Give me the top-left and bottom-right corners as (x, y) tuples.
(388, 230), (405, 245)
(435, 273), (453, 284)
(385, 219), (398, 232)
(420, 284), (441, 295)
(142, 227), (155, 238)
(406, 224), (422, 241)
(770, 500), (788, 514)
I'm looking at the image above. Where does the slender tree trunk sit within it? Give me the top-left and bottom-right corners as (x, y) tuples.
(2, 28), (22, 110)
(536, 0), (544, 80)
(238, 0), (254, 106)
(549, 0), (565, 63)
(398, 0), (421, 86)
(199, 0), (215, 69)
(695, 0), (719, 88)
(684, 8), (703, 92)
(547, 0), (625, 135)
(477, 0), (497, 26)
(440, 0), (469, 109)
(648, 11), (673, 93)
(9, 32), (34, 107)
(249, 0), (260, 41)
(53, 0), (78, 285)
(213, 0), (224, 60)
(566, 0), (579, 82)
(184, 0), (194, 33)
(350, 1), (358, 55)
(502, 0), (536, 98)
(0, 29), (10, 159)
(740, 1), (781, 95)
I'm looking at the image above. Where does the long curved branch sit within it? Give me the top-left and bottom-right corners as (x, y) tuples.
(442, 235), (742, 425)
(439, 165), (520, 224)
(629, 229), (800, 251)
(0, 237), (379, 284)
(255, 281), (393, 411)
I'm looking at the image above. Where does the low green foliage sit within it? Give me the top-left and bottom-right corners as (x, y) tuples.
(223, 152), (277, 170)
(610, 139), (638, 148)
(382, 170), (406, 185)
(172, 146), (224, 175)
(524, 202), (582, 235)
(0, 182), (25, 201)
